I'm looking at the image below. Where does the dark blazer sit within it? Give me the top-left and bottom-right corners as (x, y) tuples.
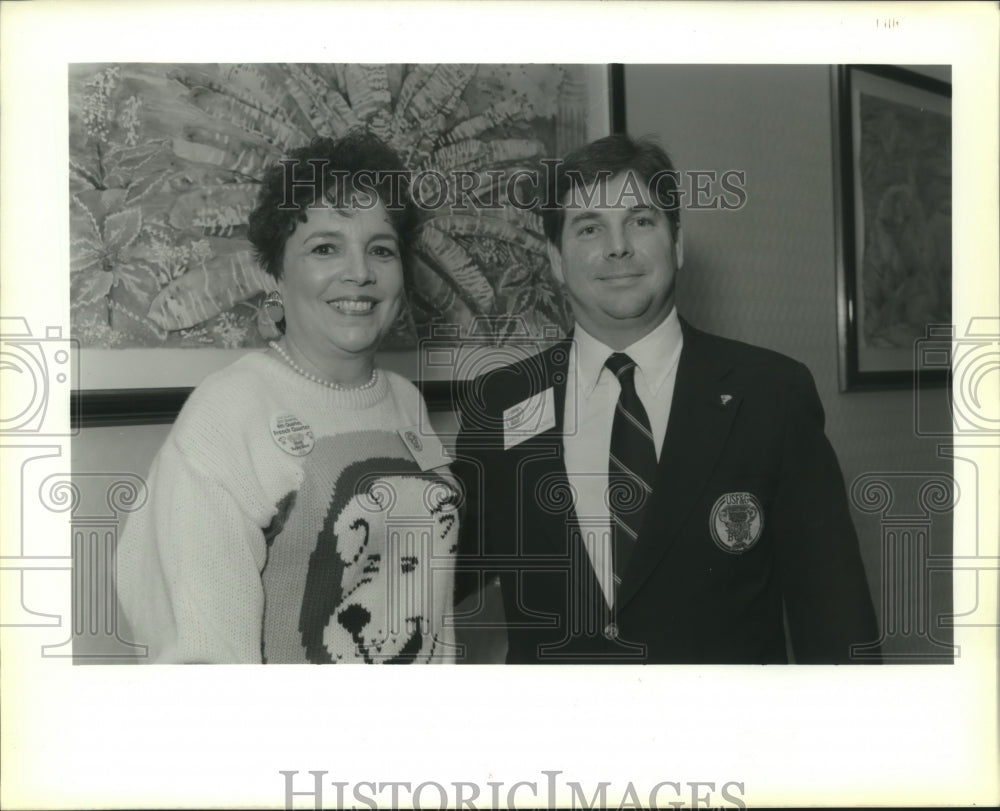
(453, 318), (879, 664)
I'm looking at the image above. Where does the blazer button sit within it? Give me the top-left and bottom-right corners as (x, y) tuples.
(603, 622), (619, 640)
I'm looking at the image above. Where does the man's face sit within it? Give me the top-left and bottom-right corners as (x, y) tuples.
(549, 170), (683, 348)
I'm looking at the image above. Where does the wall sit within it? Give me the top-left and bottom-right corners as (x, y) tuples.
(72, 65), (954, 662)
(626, 64), (953, 659)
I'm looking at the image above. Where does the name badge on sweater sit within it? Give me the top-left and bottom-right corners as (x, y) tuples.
(270, 413), (315, 456)
(398, 425), (452, 471)
(503, 388), (556, 450)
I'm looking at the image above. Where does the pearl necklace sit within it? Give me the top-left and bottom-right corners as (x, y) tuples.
(269, 341), (378, 391)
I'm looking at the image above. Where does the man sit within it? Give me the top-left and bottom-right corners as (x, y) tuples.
(453, 134), (878, 664)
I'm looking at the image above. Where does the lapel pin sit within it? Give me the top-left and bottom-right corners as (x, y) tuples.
(720, 394), (733, 406)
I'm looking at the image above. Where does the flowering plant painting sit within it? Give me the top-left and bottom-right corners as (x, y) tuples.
(69, 64), (594, 351)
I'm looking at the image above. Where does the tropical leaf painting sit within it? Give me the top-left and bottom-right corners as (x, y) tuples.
(68, 63), (594, 350)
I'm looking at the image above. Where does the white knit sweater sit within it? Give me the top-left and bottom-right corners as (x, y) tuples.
(116, 351), (459, 664)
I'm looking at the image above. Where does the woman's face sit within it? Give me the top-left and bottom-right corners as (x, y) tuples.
(278, 199), (404, 366)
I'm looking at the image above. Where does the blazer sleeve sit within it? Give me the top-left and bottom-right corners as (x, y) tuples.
(770, 363), (880, 663)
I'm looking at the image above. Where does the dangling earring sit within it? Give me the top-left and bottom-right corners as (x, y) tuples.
(258, 290), (285, 338)
(263, 290), (285, 323)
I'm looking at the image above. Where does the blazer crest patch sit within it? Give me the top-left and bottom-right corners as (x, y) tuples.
(709, 492), (764, 553)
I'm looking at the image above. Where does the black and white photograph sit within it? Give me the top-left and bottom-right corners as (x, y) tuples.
(1, 1), (997, 809)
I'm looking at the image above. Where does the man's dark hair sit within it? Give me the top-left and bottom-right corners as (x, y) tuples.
(541, 133), (681, 246)
(248, 131), (416, 281)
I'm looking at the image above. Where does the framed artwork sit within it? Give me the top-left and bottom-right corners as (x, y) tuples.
(71, 63), (625, 426)
(832, 64), (952, 391)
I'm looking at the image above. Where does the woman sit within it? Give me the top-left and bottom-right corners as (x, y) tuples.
(117, 133), (459, 664)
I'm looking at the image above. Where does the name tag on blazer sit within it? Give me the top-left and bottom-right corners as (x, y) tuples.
(503, 388), (556, 450)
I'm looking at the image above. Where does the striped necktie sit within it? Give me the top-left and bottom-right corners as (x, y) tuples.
(605, 352), (657, 596)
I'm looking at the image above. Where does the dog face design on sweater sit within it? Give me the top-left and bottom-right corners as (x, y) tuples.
(321, 472), (458, 662)
(286, 438), (458, 664)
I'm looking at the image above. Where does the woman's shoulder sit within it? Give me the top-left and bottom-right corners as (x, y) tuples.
(152, 352), (292, 512)
(381, 367), (420, 395)
(169, 351), (286, 444)
(381, 369), (431, 416)
(182, 352), (275, 412)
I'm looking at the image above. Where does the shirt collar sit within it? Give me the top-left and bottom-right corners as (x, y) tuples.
(573, 308), (684, 398)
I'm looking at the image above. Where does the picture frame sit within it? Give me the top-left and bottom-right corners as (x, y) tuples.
(70, 63), (625, 427)
(832, 64), (952, 391)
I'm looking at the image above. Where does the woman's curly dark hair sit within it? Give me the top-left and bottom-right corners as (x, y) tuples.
(247, 131), (416, 281)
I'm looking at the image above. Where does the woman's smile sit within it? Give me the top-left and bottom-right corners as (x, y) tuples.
(327, 296), (378, 315)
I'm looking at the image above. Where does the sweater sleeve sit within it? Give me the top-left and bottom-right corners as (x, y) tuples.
(115, 364), (284, 667)
(117, 438), (270, 664)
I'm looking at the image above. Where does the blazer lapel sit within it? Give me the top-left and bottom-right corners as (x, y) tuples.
(616, 322), (742, 609)
(546, 337), (573, 436)
(508, 339), (576, 554)
(516, 336), (572, 437)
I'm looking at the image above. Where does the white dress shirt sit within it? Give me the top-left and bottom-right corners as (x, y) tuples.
(562, 309), (684, 607)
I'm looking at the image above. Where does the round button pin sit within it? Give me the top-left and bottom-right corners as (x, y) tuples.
(269, 413), (315, 456)
(603, 622), (619, 640)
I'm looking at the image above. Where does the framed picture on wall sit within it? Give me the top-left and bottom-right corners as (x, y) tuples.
(70, 63), (625, 426)
(832, 64), (952, 391)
